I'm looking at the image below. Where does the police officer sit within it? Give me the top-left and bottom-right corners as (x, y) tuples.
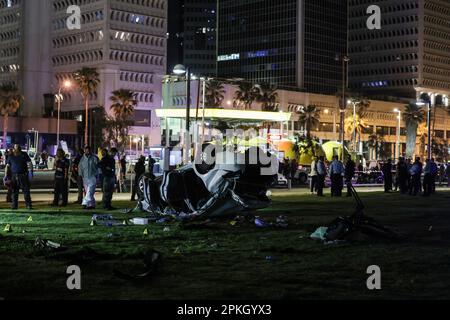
(99, 148), (117, 210)
(330, 156), (345, 197)
(5, 144), (33, 210)
(52, 148), (70, 207)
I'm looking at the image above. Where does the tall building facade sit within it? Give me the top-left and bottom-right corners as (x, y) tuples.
(349, 0), (450, 100)
(0, 0), (53, 118)
(1, 0), (168, 146)
(167, 0), (217, 77)
(51, 0), (167, 144)
(217, 0), (348, 94)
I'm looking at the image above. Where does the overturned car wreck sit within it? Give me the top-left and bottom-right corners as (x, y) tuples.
(137, 147), (278, 220)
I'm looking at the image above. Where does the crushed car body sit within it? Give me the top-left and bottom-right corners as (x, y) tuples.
(137, 147), (278, 220)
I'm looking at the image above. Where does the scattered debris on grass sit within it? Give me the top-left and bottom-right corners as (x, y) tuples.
(34, 237), (67, 252)
(132, 218), (149, 225)
(310, 227), (328, 241)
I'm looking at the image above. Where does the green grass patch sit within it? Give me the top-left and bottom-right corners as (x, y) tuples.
(1, 191), (450, 300)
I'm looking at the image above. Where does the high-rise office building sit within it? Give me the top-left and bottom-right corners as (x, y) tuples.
(51, 0), (167, 144)
(1, 0), (168, 145)
(0, 0), (53, 118)
(217, 0), (348, 94)
(349, 0), (450, 100)
(167, 0), (217, 77)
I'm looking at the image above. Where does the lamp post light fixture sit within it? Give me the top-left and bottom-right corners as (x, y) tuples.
(416, 98), (432, 160)
(394, 108), (401, 161)
(55, 80), (72, 147)
(173, 64), (191, 164)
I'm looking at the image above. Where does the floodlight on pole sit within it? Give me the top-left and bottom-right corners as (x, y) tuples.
(172, 64), (191, 164)
(56, 80), (72, 147)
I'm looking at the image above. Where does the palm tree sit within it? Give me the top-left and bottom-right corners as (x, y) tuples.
(0, 84), (22, 149)
(205, 80), (225, 108)
(297, 105), (320, 139)
(110, 89), (137, 119)
(233, 82), (257, 109)
(73, 67), (100, 146)
(255, 83), (278, 111)
(109, 89), (137, 150)
(403, 103), (425, 159)
(367, 133), (384, 160)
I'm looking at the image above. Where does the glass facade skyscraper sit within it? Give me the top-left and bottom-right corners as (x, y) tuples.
(217, 0), (348, 94)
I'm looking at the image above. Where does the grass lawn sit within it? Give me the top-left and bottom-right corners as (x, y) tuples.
(1, 189), (450, 300)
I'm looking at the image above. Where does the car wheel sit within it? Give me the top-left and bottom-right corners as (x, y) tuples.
(298, 173), (308, 184)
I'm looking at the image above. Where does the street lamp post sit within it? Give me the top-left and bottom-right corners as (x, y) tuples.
(340, 56), (350, 160)
(394, 109), (401, 161)
(173, 64), (191, 164)
(55, 80), (72, 148)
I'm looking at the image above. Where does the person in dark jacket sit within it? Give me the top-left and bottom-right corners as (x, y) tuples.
(52, 148), (70, 207)
(423, 158), (432, 197)
(344, 157), (356, 197)
(409, 157), (423, 196)
(120, 154), (127, 181)
(71, 147), (84, 204)
(147, 155), (156, 178)
(5, 144), (33, 210)
(430, 158), (438, 194)
(316, 156), (327, 197)
(131, 155), (146, 201)
(3, 149), (12, 203)
(396, 157), (408, 194)
(382, 159), (393, 193)
(98, 148), (118, 210)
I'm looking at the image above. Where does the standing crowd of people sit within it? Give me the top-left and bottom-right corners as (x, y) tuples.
(3, 144), (155, 210)
(307, 155), (450, 198)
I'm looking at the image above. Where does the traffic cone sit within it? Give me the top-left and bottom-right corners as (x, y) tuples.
(27, 216), (33, 222)
(143, 228), (149, 236)
(90, 219), (96, 226)
(3, 224), (12, 233)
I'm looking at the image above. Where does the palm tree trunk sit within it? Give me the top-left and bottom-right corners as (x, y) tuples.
(306, 121), (310, 139)
(84, 97), (89, 146)
(405, 122), (418, 159)
(3, 114), (8, 149)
